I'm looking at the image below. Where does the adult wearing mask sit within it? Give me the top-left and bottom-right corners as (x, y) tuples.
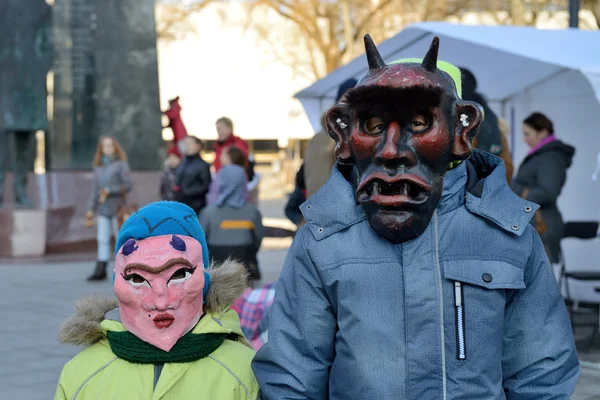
(511, 112), (575, 264)
(460, 67), (514, 183)
(304, 79), (357, 199)
(174, 136), (211, 215)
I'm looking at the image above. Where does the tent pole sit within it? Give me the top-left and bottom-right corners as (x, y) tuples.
(569, 0), (580, 28)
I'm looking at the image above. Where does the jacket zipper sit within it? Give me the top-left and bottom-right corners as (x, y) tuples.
(454, 281), (466, 360)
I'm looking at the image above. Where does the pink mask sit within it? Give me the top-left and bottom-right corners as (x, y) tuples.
(114, 235), (206, 351)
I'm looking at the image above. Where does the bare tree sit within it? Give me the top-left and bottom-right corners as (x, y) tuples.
(155, 0), (586, 81)
(583, 0), (600, 28)
(156, 1), (215, 41)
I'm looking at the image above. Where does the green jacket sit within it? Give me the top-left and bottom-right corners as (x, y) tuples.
(55, 261), (258, 400)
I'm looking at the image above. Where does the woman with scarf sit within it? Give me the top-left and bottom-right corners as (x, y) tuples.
(85, 136), (133, 281)
(512, 112), (575, 263)
(199, 163), (264, 283)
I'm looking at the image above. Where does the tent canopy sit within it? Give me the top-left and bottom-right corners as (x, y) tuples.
(295, 22), (600, 132)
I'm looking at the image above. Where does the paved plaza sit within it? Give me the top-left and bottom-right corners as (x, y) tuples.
(0, 247), (599, 399)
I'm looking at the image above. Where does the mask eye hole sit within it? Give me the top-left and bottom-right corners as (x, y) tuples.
(122, 273), (151, 288)
(408, 114), (430, 133)
(363, 117), (385, 135)
(168, 267), (196, 286)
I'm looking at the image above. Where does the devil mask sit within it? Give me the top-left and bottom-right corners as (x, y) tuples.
(326, 36), (483, 243)
(114, 234), (209, 352)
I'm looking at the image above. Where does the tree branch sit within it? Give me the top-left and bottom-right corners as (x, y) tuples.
(353, 0), (396, 39)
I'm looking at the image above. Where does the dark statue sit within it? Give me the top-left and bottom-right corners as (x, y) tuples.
(0, 0), (53, 206)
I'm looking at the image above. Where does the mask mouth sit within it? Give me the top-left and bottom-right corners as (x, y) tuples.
(153, 313), (175, 329)
(357, 173), (430, 207)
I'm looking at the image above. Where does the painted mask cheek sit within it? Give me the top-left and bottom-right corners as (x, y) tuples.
(412, 122), (450, 161)
(350, 132), (380, 158)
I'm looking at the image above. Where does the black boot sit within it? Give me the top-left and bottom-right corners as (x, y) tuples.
(87, 261), (108, 281)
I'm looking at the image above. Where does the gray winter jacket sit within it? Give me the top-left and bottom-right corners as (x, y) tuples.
(87, 159), (133, 217)
(199, 165), (264, 265)
(511, 140), (575, 263)
(252, 150), (579, 399)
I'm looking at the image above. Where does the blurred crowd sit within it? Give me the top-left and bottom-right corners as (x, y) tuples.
(85, 103), (264, 284)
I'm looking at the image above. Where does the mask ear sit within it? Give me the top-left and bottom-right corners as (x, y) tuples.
(453, 101), (484, 160)
(325, 105), (353, 163)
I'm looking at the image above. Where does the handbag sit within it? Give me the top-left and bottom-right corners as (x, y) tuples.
(521, 188), (546, 235)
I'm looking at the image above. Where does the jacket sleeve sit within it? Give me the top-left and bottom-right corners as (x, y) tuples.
(54, 384), (67, 400)
(251, 209), (264, 250)
(502, 226), (579, 399)
(54, 367), (69, 400)
(109, 161), (133, 196)
(523, 153), (567, 206)
(252, 228), (336, 400)
(86, 170), (99, 213)
(183, 161), (211, 197)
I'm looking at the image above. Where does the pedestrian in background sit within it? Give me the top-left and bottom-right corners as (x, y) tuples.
(160, 146), (181, 201)
(512, 112), (575, 263)
(213, 117), (249, 172)
(173, 136), (211, 215)
(224, 146), (260, 204)
(284, 163), (306, 228)
(460, 67), (514, 183)
(85, 135), (132, 281)
(199, 164), (264, 283)
(163, 96), (188, 154)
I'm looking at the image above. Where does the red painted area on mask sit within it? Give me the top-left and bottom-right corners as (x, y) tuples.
(411, 111), (452, 162)
(360, 64), (453, 94)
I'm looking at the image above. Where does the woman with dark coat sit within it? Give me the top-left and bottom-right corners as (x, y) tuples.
(511, 112), (575, 263)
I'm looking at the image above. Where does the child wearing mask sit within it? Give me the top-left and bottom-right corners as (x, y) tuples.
(56, 201), (258, 399)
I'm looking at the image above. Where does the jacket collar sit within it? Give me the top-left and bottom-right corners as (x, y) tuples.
(464, 150), (539, 237)
(300, 167), (365, 241)
(302, 150), (538, 241)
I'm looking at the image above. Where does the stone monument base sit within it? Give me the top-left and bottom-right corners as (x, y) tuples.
(0, 208), (47, 257)
(0, 206), (76, 257)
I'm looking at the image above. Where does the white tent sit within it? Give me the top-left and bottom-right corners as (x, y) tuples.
(296, 23), (600, 298)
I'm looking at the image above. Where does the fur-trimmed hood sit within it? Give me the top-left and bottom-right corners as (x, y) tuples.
(59, 259), (248, 347)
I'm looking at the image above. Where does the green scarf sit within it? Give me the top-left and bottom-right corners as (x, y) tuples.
(106, 330), (230, 364)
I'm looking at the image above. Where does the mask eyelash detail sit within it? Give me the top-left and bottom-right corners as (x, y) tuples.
(121, 273), (151, 288)
(167, 266), (197, 286)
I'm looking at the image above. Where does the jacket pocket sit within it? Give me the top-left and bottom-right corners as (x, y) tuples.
(443, 260), (525, 361)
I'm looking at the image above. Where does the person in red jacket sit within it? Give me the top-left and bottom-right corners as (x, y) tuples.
(164, 96), (189, 154)
(213, 117), (249, 172)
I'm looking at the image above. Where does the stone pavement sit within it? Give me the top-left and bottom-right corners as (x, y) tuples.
(1, 248), (599, 399)
(0, 249), (286, 400)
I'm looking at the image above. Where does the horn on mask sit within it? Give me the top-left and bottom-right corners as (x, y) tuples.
(364, 34), (385, 71)
(421, 36), (440, 72)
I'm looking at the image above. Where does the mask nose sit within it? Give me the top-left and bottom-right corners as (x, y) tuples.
(376, 121), (416, 169)
(152, 284), (170, 311)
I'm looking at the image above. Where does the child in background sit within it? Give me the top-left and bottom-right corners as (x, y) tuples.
(160, 146), (181, 201)
(199, 163), (264, 283)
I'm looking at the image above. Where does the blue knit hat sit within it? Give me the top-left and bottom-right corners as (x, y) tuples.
(115, 201), (211, 296)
